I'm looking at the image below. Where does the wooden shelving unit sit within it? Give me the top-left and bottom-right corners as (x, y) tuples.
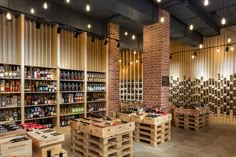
(119, 49), (143, 102)
(0, 14), (108, 128)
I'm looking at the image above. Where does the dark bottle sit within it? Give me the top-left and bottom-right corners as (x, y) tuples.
(47, 149), (51, 157)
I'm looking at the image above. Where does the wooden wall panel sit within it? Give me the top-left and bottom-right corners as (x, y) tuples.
(170, 26), (236, 81)
(0, 14), (19, 64)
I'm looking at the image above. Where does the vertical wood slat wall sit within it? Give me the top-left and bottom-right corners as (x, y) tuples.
(87, 36), (106, 72)
(170, 26), (236, 81)
(0, 14), (19, 64)
(119, 49), (143, 102)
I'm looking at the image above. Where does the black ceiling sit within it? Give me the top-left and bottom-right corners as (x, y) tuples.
(49, 0), (236, 46)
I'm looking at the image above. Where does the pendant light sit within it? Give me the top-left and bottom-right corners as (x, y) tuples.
(30, 0), (35, 14)
(221, 0), (226, 25)
(204, 0), (209, 6)
(189, 9), (194, 31)
(6, 0), (12, 21)
(43, 2), (48, 9)
(86, 0), (91, 12)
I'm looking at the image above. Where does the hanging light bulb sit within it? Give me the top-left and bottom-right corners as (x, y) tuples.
(160, 16), (165, 23)
(136, 60), (139, 63)
(87, 24), (91, 29)
(124, 32), (128, 36)
(227, 38), (231, 43)
(43, 2), (48, 9)
(119, 60), (122, 63)
(130, 61), (133, 65)
(192, 55), (195, 59)
(204, 0), (209, 6)
(157, 0), (161, 3)
(221, 17), (226, 25)
(134, 51), (136, 54)
(30, 8), (35, 14)
(132, 35), (136, 40)
(86, 4), (91, 12)
(199, 44), (203, 49)
(6, 12), (12, 20)
(217, 48), (220, 52)
(231, 47), (234, 51)
(189, 24), (194, 30)
(65, 0), (70, 3)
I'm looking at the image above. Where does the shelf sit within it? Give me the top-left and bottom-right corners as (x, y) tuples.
(87, 91), (106, 93)
(60, 102), (84, 105)
(0, 106), (21, 109)
(60, 91), (84, 93)
(0, 92), (21, 94)
(60, 79), (84, 82)
(87, 80), (106, 83)
(87, 71), (106, 73)
(0, 120), (21, 124)
(87, 110), (106, 113)
(25, 78), (57, 81)
(25, 104), (57, 107)
(60, 112), (84, 117)
(87, 100), (106, 103)
(0, 77), (21, 80)
(24, 65), (57, 69)
(25, 116), (56, 121)
(25, 92), (57, 94)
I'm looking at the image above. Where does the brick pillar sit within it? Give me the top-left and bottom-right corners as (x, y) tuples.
(143, 9), (170, 108)
(107, 22), (120, 115)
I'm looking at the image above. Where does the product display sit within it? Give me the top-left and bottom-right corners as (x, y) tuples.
(87, 72), (105, 82)
(0, 109), (21, 122)
(87, 83), (105, 92)
(60, 70), (84, 81)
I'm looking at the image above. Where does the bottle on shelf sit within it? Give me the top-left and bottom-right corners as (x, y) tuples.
(0, 108), (21, 122)
(25, 106), (56, 119)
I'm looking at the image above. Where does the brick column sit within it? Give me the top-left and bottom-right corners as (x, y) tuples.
(107, 22), (120, 115)
(143, 9), (170, 108)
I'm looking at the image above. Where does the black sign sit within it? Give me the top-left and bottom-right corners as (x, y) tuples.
(162, 76), (169, 86)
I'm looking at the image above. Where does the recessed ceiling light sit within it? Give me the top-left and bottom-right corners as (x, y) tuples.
(6, 12), (12, 20)
(43, 2), (48, 9)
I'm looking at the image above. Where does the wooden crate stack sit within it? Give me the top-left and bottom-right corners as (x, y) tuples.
(120, 113), (172, 147)
(70, 118), (135, 157)
(174, 108), (209, 131)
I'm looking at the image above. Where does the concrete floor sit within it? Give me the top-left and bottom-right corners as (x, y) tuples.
(62, 124), (236, 157)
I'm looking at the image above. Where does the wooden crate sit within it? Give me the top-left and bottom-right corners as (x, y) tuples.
(130, 114), (146, 123)
(0, 135), (32, 155)
(0, 129), (26, 138)
(0, 149), (32, 157)
(120, 113), (136, 122)
(142, 114), (172, 125)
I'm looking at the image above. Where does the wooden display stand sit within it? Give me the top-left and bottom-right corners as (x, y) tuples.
(209, 108), (236, 125)
(70, 118), (135, 157)
(174, 108), (209, 131)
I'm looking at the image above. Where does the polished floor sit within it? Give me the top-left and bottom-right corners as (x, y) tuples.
(62, 124), (236, 157)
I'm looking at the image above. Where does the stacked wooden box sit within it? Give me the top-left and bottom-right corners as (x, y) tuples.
(70, 118), (135, 157)
(0, 124), (32, 157)
(120, 113), (172, 147)
(26, 128), (67, 157)
(174, 108), (209, 131)
(170, 74), (236, 125)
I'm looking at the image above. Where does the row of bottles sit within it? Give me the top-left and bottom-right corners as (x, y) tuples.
(25, 94), (56, 106)
(0, 65), (20, 78)
(87, 72), (105, 82)
(0, 109), (21, 121)
(87, 103), (106, 112)
(60, 82), (83, 91)
(29, 119), (54, 128)
(87, 83), (105, 92)
(60, 70), (84, 80)
(61, 93), (84, 104)
(60, 105), (84, 115)
(87, 93), (105, 101)
(60, 115), (79, 127)
(25, 81), (56, 92)
(0, 80), (20, 92)
(0, 95), (20, 107)
(25, 106), (56, 119)
(25, 67), (55, 80)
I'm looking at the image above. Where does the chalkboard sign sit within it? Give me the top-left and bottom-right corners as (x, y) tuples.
(162, 76), (169, 86)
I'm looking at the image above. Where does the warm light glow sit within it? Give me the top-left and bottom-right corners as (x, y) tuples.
(227, 38), (231, 43)
(221, 17), (226, 25)
(43, 2), (48, 9)
(130, 61), (133, 65)
(87, 24), (91, 29)
(134, 51), (136, 54)
(136, 60), (139, 63)
(30, 8), (35, 14)
(160, 16), (165, 23)
(86, 4), (91, 12)
(204, 0), (209, 6)
(124, 32), (128, 36)
(199, 44), (203, 49)
(66, 0), (70, 3)
(192, 55), (195, 59)
(132, 35), (136, 40)
(6, 12), (12, 20)
(217, 48), (220, 52)
(119, 60), (122, 63)
(157, 0), (161, 3)
(189, 24), (194, 30)
(231, 47), (234, 51)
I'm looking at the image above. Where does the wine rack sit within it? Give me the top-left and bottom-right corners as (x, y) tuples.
(24, 66), (57, 127)
(119, 81), (143, 102)
(0, 64), (21, 123)
(170, 74), (236, 124)
(86, 71), (106, 117)
(59, 69), (85, 127)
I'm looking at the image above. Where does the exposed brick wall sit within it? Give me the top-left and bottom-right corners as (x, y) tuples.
(143, 9), (170, 108)
(107, 22), (120, 115)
